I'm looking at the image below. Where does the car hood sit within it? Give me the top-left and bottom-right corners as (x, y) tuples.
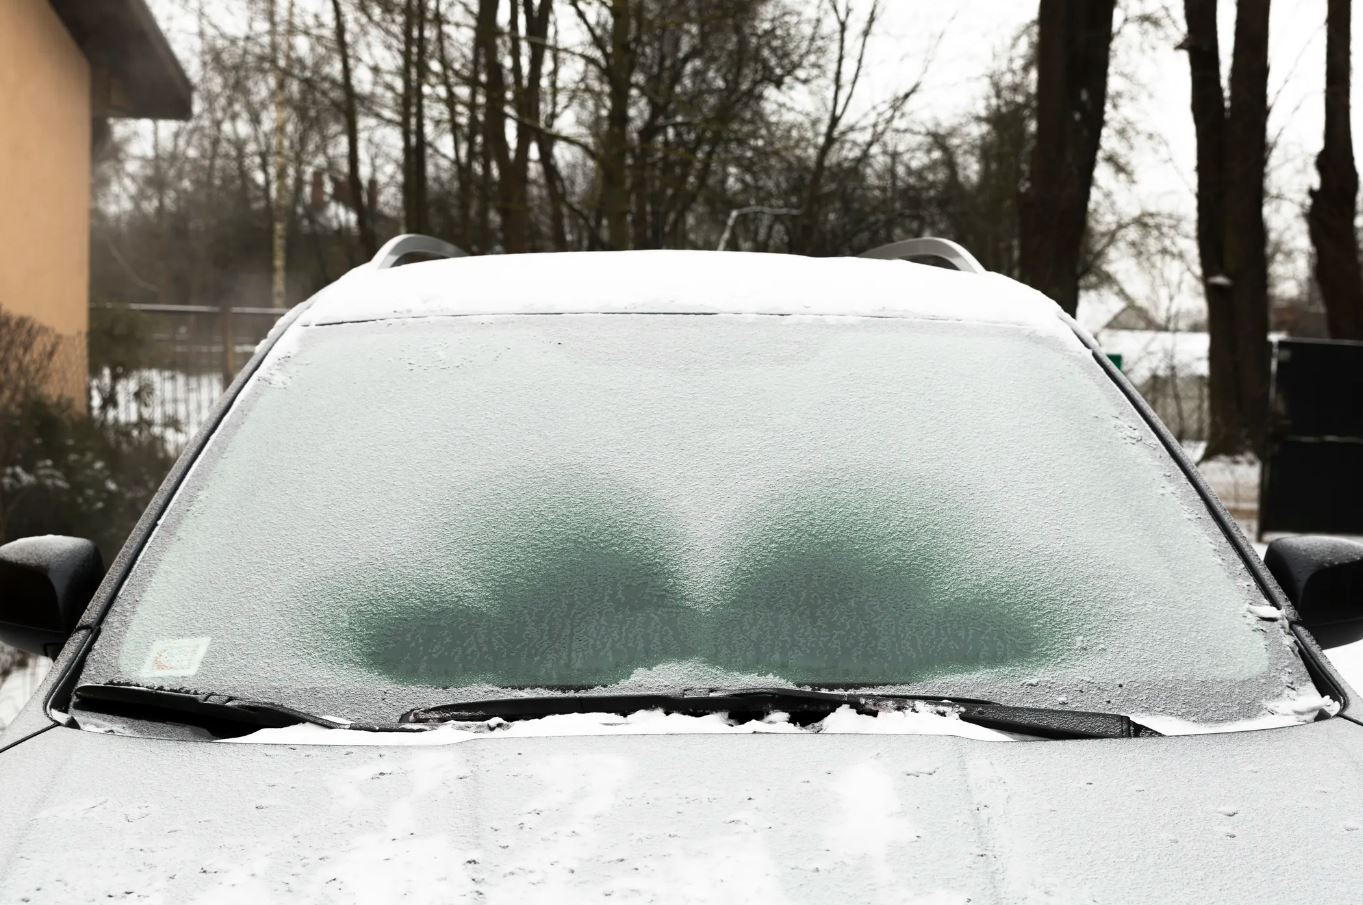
(1, 719), (1362, 903)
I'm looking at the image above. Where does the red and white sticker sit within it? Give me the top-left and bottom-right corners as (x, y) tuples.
(140, 637), (211, 678)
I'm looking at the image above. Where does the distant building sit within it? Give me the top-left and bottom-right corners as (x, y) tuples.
(0, 0), (191, 405)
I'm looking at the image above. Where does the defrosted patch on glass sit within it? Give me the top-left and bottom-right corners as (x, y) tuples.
(140, 637), (211, 678)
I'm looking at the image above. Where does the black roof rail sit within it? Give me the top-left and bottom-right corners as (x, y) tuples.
(369, 234), (469, 270)
(859, 237), (986, 275)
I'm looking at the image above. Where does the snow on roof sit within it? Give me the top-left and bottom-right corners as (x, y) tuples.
(301, 250), (1077, 339)
(1074, 288), (1126, 334)
(1096, 329), (1210, 383)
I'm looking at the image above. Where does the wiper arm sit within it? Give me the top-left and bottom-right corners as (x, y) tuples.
(402, 687), (1158, 740)
(72, 683), (374, 734)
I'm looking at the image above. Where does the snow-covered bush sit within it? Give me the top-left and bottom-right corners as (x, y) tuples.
(0, 308), (175, 562)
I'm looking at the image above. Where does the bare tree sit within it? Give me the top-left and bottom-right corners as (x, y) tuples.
(269, 0), (297, 308)
(399, 0), (432, 233)
(1181, 0), (1271, 456)
(565, 0), (636, 249)
(413, 0), (430, 233)
(1308, 0), (1363, 340)
(1181, 0), (1234, 457)
(332, 0), (377, 257)
(475, 0), (518, 250)
(1018, 0), (1117, 317)
(791, 0), (878, 255)
(97, 0), (960, 284)
(1223, 0), (1271, 455)
(922, 35), (1034, 277)
(478, 0), (555, 252)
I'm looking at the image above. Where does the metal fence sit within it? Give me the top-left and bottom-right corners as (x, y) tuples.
(92, 303), (287, 451)
(1134, 373), (1209, 444)
(99, 310), (1221, 459)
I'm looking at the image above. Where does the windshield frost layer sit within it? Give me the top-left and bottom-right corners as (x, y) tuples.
(84, 315), (1310, 723)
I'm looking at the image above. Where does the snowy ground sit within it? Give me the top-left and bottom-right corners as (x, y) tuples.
(0, 657), (50, 727)
(1189, 446), (1262, 543)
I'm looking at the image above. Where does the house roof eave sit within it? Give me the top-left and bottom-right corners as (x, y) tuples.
(50, 0), (193, 121)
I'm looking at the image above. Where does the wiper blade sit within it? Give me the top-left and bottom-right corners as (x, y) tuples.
(716, 689), (1154, 739)
(400, 686), (977, 724)
(402, 687), (1158, 740)
(72, 683), (371, 733)
(725, 689), (1156, 739)
(950, 701), (1156, 740)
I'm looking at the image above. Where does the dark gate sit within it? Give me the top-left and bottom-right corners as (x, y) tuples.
(1259, 338), (1363, 538)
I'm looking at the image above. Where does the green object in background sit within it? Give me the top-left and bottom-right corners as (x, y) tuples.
(1106, 352), (1123, 371)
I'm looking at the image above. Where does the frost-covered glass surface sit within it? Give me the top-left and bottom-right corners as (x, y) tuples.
(83, 315), (1311, 722)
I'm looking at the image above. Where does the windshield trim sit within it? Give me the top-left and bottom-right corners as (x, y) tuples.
(37, 298), (319, 732)
(1070, 331), (1348, 717)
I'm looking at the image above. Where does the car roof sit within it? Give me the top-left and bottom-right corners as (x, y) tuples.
(298, 249), (1082, 342)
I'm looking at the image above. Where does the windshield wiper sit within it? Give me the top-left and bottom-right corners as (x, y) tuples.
(401, 687), (1158, 740)
(72, 683), (380, 734)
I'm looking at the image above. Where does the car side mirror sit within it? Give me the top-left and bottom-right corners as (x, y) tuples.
(1264, 536), (1363, 630)
(0, 536), (104, 657)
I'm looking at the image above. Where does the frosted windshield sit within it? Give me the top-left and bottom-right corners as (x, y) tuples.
(83, 314), (1310, 723)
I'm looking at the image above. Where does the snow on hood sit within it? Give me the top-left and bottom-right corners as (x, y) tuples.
(3, 715), (1363, 904)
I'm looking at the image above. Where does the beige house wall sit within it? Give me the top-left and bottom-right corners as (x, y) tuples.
(0, 0), (91, 405)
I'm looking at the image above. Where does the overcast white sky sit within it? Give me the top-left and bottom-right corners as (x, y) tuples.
(887, 1), (1343, 199)
(868, 1), (1349, 319)
(145, 0), (1352, 319)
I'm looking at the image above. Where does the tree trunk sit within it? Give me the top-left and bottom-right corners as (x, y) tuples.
(437, 0), (481, 251)
(601, 0), (633, 249)
(1182, 0), (1239, 457)
(1308, 0), (1363, 340)
(1223, 0), (1272, 454)
(400, 0), (415, 232)
(269, 0), (296, 308)
(493, 0), (553, 253)
(1181, 0), (1272, 457)
(1017, 0), (1116, 317)
(411, 0), (429, 234)
(475, 0), (526, 252)
(331, 0), (376, 257)
(536, 18), (568, 250)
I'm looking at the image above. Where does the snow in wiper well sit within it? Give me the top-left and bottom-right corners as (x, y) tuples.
(402, 688), (1157, 740)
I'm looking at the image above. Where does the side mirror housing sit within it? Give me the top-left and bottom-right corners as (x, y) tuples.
(0, 536), (104, 657)
(1264, 536), (1363, 630)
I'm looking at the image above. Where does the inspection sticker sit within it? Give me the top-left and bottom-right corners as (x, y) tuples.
(140, 637), (211, 678)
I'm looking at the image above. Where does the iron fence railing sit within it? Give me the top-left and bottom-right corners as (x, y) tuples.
(91, 303), (287, 451)
(1136, 373), (1209, 445)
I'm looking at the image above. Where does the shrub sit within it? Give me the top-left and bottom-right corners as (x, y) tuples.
(0, 308), (175, 563)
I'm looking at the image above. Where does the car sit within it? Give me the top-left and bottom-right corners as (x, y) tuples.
(1, 236), (1362, 903)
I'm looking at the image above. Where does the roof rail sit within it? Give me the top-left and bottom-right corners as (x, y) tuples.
(859, 237), (986, 275)
(369, 234), (469, 270)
